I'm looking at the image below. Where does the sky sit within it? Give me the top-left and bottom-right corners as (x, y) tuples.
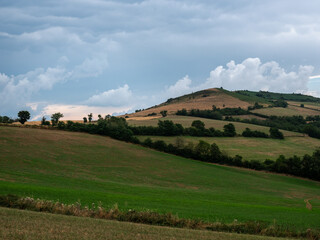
(1, 0), (320, 120)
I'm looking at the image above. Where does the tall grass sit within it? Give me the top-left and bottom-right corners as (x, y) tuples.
(1, 195), (319, 239)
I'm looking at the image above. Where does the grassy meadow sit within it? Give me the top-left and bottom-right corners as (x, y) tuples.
(0, 207), (294, 240)
(127, 115), (303, 137)
(137, 135), (320, 161)
(0, 126), (320, 231)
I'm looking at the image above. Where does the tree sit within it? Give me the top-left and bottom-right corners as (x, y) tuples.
(51, 112), (64, 126)
(88, 113), (93, 123)
(191, 120), (205, 130)
(160, 110), (167, 117)
(41, 116), (50, 126)
(195, 140), (211, 160)
(223, 123), (236, 137)
(98, 114), (102, 120)
(17, 110), (30, 124)
(269, 127), (284, 139)
(83, 117), (88, 123)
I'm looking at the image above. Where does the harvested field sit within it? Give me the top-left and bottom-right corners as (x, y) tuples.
(127, 115), (303, 137)
(137, 135), (320, 161)
(0, 207), (293, 240)
(251, 106), (320, 117)
(129, 89), (251, 117)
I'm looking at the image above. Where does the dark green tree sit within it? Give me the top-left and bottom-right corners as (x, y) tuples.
(88, 113), (93, 123)
(269, 127), (284, 139)
(83, 117), (88, 123)
(223, 123), (236, 137)
(51, 112), (64, 126)
(18, 110), (30, 124)
(191, 120), (205, 130)
(160, 110), (167, 117)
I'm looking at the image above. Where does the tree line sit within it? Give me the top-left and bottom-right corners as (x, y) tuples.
(177, 107), (320, 140)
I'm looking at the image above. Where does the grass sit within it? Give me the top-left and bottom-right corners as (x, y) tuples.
(127, 115), (303, 137)
(0, 207), (294, 240)
(251, 106), (320, 117)
(136, 135), (320, 161)
(0, 126), (320, 231)
(129, 88), (251, 117)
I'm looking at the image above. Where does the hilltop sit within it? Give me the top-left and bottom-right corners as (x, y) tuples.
(128, 88), (320, 118)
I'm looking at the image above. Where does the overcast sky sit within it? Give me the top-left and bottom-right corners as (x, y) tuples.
(1, 0), (320, 119)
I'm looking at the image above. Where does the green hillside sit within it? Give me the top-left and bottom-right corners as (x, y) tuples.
(0, 126), (319, 231)
(224, 89), (320, 103)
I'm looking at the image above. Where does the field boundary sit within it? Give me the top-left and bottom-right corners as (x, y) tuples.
(0, 195), (319, 239)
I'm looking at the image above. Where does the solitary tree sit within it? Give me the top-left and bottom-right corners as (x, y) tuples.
(88, 113), (93, 123)
(51, 112), (64, 126)
(18, 110), (30, 124)
(83, 117), (88, 123)
(160, 110), (167, 117)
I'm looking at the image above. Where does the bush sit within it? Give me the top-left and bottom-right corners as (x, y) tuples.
(269, 127), (284, 139)
(223, 123), (236, 137)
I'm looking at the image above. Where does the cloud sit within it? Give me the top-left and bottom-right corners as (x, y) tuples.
(85, 84), (133, 107)
(200, 58), (314, 93)
(34, 104), (131, 121)
(166, 75), (192, 98)
(0, 67), (70, 113)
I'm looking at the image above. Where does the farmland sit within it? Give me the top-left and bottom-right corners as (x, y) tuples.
(0, 126), (320, 232)
(251, 106), (320, 117)
(0, 207), (293, 240)
(136, 135), (320, 161)
(127, 115), (303, 137)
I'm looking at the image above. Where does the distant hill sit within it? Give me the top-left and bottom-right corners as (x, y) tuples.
(130, 88), (251, 117)
(128, 88), (320, 118)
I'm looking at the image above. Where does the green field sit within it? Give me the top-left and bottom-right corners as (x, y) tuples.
(127, 115), (303, 137)
(0, 126), (320, 231)
(0, 207), (292, 240)
(137, 135), (320, 161)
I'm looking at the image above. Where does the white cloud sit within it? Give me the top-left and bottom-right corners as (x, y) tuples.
(200, 58), (314, 93)
(35, 104), (131, 120)
(166, 75), (192, 98)
(0, 67), (70, 111)
(310, 75), (320, 79)
(86, 84), (133, 107)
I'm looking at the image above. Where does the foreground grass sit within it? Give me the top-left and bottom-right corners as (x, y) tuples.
(0, 126), (320, 231)
(136, 135), (320, 161)
(0, 207), (294, 240)
(127, 115), (303, 137)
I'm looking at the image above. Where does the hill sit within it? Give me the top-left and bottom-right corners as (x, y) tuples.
(127, 88), (320, 118)
(130, 88), (251, 117)
(0, 126), (319, 231)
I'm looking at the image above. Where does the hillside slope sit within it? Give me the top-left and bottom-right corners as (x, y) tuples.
(0, 126), (319, 230)
(130, 88), (251, 117)
(0, 207), (292, 240)
(128, 88), (320, 118)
